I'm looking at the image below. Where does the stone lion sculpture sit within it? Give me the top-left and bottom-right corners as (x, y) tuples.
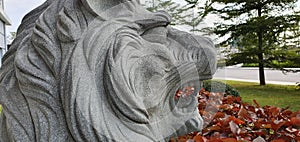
(0, 0), (216, 141)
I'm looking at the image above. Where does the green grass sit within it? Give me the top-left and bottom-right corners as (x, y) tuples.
(219, 80), (300, 112)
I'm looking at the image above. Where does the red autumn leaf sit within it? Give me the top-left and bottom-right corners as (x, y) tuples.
(290, 111), (300, 117)
(245, 105), (256, 113)
(229, 116), (245, 125)
(200, 110), (209, 117)
(216, 122), (222, 127)
(291, 117), (300, 127)
(253, 99), (260, 108)
(234, 97), (242, 103)
(193, 135), (205, 142)
(199, 88), (206, 94)
(219, 104), (229, 109)
(232, 107), (240, 112)
(209, 138), (223, 142)
(176, 89), (183, 95)
(269, 107), (280, 117)
(184, 86), (195, 96)
(262, 123), (272, 129)
(271, 120), (287, 131)
(171, 88), (300, 142)
(271, 139), (285, 142)
(252, 131), (266, 136)
(238, 105), (253, 121)
(215, 112), (226, 119)
(221, 138), (238, 142)
(177, 138), (188, 142)
(281, 110), (293, 116)
(205, 125), (222, 132)
(223, 96), (235, 104)
(202, 91), (211, 97)
(175, 89), (183, 99)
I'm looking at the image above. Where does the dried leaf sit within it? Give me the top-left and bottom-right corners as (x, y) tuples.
(253, 136), (266, 142)
(238, 105), (252, 121)
(171, 88), (300, 142)
(215, 112), (226, 119)
(221, 138), (238, 142)
(253, 100), (260, 108)
(229, 121), (239, 134)
(193, 135), (205, 142)
(271, 139), (285, 142)
(291, 117), (300, 127)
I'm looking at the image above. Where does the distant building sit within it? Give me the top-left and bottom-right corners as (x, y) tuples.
(0, 0), (11, 66)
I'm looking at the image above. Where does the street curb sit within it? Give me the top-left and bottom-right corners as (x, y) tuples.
(213, 77), (297, 86)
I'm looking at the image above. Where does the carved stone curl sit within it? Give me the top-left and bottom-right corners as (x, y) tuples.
(0, 0), (216, 141)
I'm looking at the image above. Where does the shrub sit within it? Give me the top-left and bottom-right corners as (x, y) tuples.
(203, 80), (240, 97)
(242, 63), (259, 67)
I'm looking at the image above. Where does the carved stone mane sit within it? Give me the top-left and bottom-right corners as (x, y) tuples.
(0, 0), (216, 141)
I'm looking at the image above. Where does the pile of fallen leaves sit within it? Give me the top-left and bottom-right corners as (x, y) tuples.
(170, 88), (300, 142)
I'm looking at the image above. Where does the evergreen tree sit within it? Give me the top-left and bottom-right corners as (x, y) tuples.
(144, 0), (213, 33)
(144, 0), (190, 25)
(184, 0), (213, 33)
(211, 0), (300, 85)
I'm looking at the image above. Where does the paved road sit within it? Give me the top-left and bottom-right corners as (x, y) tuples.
(213, 67), (300, 85)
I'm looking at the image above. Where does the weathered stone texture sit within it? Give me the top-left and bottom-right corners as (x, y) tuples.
(0, 0), (216, 141)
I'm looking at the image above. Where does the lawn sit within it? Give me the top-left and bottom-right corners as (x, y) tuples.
(219, 80), (300, 112)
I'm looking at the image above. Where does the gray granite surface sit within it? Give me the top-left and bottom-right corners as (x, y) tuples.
(0, 0), (216, 141)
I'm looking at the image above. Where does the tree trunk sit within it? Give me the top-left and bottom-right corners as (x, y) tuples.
(257, 6), (266, 85)
(258, 49), (266, 85)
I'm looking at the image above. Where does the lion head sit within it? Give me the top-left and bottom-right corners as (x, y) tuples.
(0, 0), (216, 141)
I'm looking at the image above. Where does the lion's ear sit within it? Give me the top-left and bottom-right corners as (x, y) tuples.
(81, 0), (135, 16)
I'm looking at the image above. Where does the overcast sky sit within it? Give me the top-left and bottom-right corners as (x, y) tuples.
(2, 0), (181, 34)
(3, 0), (193, 35)
(4, 0), (46, 34)
(3, 0), (300, 36)
(3, 0), (150, 34)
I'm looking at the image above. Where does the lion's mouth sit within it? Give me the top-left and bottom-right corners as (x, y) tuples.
(138, 62), (206, 139)
(164, 63), (204, 106)
(134, 51), (215, 110)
